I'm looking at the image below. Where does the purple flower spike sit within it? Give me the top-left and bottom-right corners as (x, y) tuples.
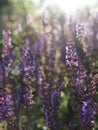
(2, 30), (12, 70)
(66, 41), (97, 129)
(65, 42), (79, 67)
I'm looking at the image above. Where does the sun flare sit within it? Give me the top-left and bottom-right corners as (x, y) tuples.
(38, 0), (97, 15)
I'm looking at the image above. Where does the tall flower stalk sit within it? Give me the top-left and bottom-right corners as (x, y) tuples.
(37, 15), (65, 130)
(38, 69), (64, 130)
(17, 47), (35, 107)
(0, 30), (15, 120)
(66, 41), (97, 130)
(2, 30), (12, 72)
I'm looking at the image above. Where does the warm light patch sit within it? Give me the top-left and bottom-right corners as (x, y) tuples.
(35, 0), (97, 15)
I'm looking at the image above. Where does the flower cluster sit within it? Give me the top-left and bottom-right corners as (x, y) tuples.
(40, 75), (64, 130)
(76, 23), (88, 42)
(66, 41), (97, 129)
(0, 30), (14, 120)
(75, 23), (89, 54)
(37, 23), (64, 129)
(2, 30), (12, 71)
(0, 65), (5, 119)
(17, 47), (35, 107)
(66, 41), (79, 67)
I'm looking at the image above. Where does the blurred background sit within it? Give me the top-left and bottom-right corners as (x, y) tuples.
(0, 0), (98, 130)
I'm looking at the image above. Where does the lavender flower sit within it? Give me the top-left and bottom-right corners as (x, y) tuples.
(0, 75), (14, 120)
(37, 20), (64, 129)
(65, 41), (97, 129)
(66, 42), (79, 67)
(0, 30), (14, 123)
(76, 23), (88, 42)
(5, 94), (13, 118)
(42, 83), (60, 130)
(80, 100), (96, 129)
(0, 30), (15, 120)
(80, 101), (88, 123)
(0, 64), (4, 89)
(18, 47), (35, 106)
(40, 71), (64, 130)
(2, 30), (12, 71)
(78, 75), (98, 129)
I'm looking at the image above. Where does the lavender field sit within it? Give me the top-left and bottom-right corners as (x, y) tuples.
(0, 0), (98, 130)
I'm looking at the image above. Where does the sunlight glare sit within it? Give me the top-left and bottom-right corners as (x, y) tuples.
(40, 0), (97, 15)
